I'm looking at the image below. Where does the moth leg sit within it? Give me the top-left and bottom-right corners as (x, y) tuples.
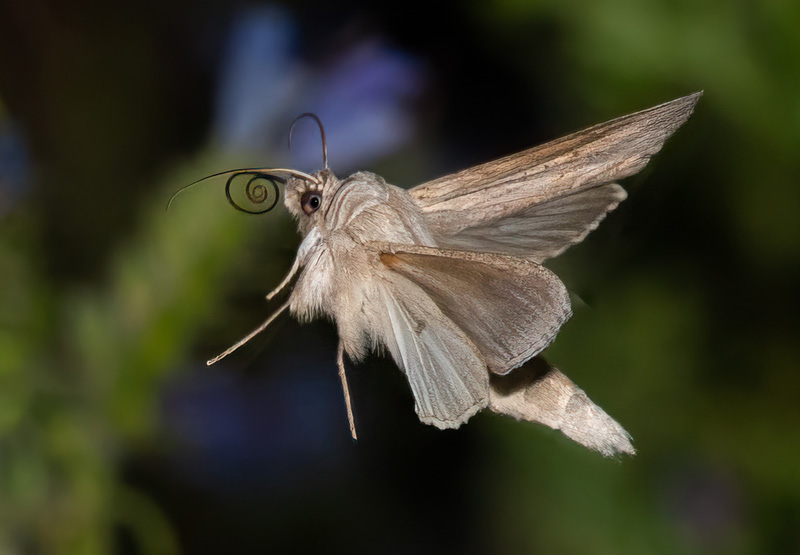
(206, 300), (290, 366)
(266, 256), (302, 301)
(337, 342), (358, 441)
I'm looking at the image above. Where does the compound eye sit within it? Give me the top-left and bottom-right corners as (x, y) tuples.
(301, 191), (322, 215)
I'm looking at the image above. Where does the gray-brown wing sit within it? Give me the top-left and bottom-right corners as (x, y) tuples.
(410, 93), (701, 260)
(378, 244), (572, 375)
(435, 183), (627, 262)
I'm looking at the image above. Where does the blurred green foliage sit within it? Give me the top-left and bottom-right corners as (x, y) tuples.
(1, 0), (799, 554)
(0, 155), (278, 552)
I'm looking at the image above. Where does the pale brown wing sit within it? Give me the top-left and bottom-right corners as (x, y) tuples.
(410, 92), (701, 260)
(435, 183), (627, 262)
(377, 243), (572, 375)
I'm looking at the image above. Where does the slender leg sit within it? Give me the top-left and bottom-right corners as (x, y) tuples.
(206, 300), (290, 366)
(266, 257), (301, 301)
(337, 342), (358, 441)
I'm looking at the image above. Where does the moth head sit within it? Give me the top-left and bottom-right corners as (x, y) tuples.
(283, 168), (340, 231)
(217, 167), (339, 235)
(219, 167), (323, 216)
(167, 113), (337, 236)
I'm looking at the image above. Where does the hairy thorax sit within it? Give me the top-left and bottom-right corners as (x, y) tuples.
(288, 173), (437, 358)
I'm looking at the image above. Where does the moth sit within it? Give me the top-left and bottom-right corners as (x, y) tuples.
(194, 92), (701, 456)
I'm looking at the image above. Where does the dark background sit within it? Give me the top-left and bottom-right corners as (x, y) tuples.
(1, 1), (798, 554)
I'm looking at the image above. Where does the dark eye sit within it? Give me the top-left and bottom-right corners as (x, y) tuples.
(301, 191), (322, 215)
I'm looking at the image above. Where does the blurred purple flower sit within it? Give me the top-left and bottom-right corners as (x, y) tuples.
(662, 459), (747, 551)
(213, 5), (425, 173)
(213, 5), (302, 153)
(162, 357), (346, 491)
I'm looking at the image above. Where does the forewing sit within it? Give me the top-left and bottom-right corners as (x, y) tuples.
(410, 93), (701, 259)
(378, 244), (572, 375)
(377, 275), (489, 429)
(435, 183), (627, 262)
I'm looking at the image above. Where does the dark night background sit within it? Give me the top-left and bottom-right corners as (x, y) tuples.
(1, 1), (798, 554)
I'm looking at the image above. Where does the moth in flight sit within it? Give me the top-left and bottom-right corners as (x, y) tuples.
(188, 92), (701, 456)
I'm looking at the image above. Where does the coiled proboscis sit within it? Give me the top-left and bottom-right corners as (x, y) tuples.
(225, 172), (283, 214)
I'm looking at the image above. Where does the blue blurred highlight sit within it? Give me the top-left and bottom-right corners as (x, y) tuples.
(213, 6), (425, 173)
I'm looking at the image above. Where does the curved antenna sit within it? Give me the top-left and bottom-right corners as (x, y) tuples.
(288, 113), (329, 170)
(166, 166), (320, 212)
